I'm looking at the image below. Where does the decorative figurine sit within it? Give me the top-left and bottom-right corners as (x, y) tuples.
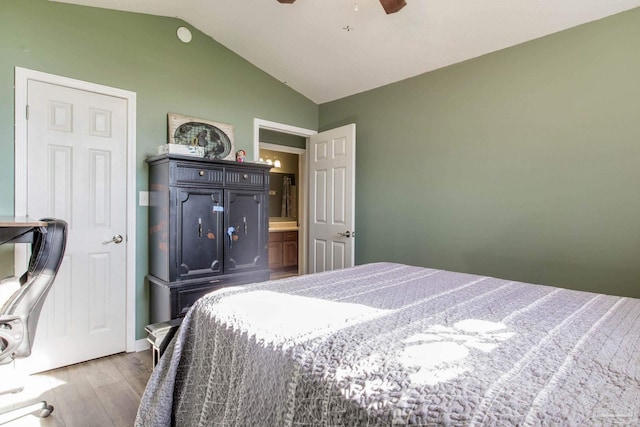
(236, 149), (246, 162)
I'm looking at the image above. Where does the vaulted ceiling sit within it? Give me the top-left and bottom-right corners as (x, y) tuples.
(52, 0), (640, 104)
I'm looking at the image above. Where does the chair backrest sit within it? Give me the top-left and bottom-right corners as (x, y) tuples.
(0, 219), (67, 364)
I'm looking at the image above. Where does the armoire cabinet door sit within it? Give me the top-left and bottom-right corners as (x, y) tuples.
(177, 188), (224, 279)
(225, 190), (266, 273)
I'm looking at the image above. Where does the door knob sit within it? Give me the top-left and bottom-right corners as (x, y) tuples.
(338, 231), (352, 238)
(103, 235), (124, 244)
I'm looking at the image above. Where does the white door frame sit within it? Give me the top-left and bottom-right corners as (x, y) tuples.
(14, 67), (138, 352)
(253, 118), (316, 274)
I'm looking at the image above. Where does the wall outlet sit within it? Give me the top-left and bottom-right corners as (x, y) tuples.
(139, 191), (149, 206)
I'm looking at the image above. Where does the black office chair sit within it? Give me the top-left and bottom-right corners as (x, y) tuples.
(0, 219), (67, 425)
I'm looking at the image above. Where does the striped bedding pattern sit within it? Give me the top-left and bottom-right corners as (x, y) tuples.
(136, 262), (640, 426)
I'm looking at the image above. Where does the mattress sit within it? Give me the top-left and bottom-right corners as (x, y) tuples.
(136, 262), (640, 426)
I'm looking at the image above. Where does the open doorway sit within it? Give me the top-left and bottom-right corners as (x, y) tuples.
(253, 119), (316, 276)
(261, 146), (302, 279)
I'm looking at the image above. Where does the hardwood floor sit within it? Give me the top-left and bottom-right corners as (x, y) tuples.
(0, 350), (153, 427)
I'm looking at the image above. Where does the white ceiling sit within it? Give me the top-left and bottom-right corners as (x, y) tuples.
(52, 0), (640, 104)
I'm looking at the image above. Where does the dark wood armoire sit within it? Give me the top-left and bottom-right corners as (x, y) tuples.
(146, 154), (271, 322)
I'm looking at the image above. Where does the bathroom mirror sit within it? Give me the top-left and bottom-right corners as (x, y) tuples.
(269, 172), (297, 221)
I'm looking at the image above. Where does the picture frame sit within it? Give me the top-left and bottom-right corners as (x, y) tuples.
(167, 112), (235, 161)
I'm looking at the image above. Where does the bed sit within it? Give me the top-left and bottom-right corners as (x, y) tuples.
(135, 262), (640, 426)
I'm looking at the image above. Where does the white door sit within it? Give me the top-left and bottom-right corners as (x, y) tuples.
(20, 80), (128, 373)
(308, 124), (356, 273)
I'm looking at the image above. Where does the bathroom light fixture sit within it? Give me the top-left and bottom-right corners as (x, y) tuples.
(259, 156), (281, 168)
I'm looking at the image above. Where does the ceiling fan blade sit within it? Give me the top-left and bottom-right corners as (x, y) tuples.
(277, 0), (405, 14)
(379, 0), (407, 14)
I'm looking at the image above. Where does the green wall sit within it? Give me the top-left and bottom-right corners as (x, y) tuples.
(320, 8), (640, 298)
(260, 129), (306, 149)
(0, 0), (317, 339)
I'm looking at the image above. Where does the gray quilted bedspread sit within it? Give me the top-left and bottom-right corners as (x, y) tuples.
(136, 263), (640, 426)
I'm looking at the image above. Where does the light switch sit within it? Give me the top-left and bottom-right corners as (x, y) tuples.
(139, 191), (149, 206)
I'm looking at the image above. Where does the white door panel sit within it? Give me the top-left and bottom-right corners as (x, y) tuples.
(20, 80), (127, 372)
(308, 124), (355, 273)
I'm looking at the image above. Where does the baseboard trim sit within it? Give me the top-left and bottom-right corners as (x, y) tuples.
(133, 338), (150, 352)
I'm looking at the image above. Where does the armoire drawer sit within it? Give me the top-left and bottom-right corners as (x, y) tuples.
(225, 170), (267, 188)
(175, 281), (225, 318)
(174, 164), (224, 186)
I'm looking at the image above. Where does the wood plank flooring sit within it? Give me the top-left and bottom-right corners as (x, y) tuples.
(0, 350), (153, 427)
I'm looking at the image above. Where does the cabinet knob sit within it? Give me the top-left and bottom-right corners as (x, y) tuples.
(199, 170), (205, 176)
(243, 174), (249, 179)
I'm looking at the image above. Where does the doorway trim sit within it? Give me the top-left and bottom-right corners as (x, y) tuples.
(253, 118), (316, 274)
(14, 66), (138, 352)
